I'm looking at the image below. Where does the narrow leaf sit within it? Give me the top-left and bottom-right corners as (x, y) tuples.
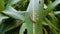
(0, 0), (4, 12)
(44, 0), (60, 16)
(3, 6), (25, 21)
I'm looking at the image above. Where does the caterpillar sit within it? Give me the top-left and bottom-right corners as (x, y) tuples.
(30, 14), (35, 23)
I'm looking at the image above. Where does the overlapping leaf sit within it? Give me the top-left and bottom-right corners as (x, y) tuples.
(3, 6), (25, 21)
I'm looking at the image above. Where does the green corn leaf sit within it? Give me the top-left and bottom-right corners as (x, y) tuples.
(50, 28), (58, 34)
(25, 13), (33, 34)
(27, 0), (44, 34)
(6, 0), (20, 8)
(11, 0), (20, 5)
(0, 13), (9, 24)
(54, 11), (60, 15)
(49, 12), (58, 27)
(19, 23), (26, 34)
(45, 18), (59, 31)
(35, 0), (44, 34)
(5, 0), (12, 8)
(3, 6), (25, 21)
(43, 27), (48, 34)
(0, 0), (4, 12)
(42, 21), (48, 26)
(44, 0), (60, 16)
(0, 20), (21, 34)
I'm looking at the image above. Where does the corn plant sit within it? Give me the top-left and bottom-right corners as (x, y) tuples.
(0, 0), (60, 34)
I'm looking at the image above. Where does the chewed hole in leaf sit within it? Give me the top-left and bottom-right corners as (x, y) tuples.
(24, 29), (27, 34)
